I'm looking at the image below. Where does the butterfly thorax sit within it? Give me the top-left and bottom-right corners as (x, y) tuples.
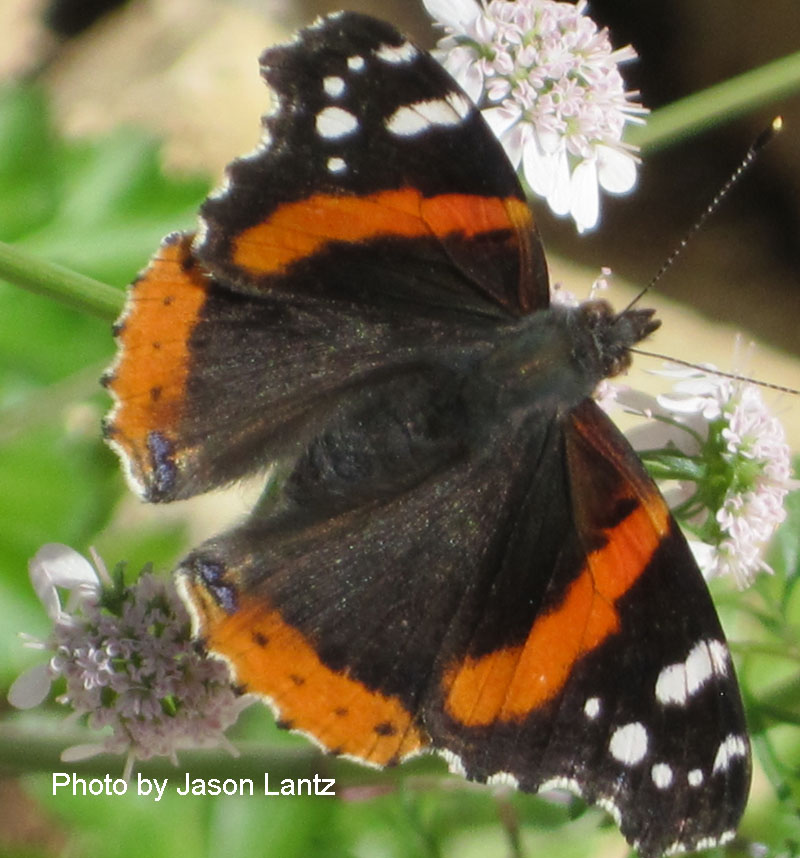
(473, 300), (660, 416)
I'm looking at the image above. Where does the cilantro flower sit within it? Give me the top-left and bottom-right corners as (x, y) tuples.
(622, 368), (795, 587)
(423, 0), (646, 232)
(9, 544), (248, 776)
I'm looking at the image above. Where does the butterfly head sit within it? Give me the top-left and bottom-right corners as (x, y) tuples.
(577, 299), (661, 380)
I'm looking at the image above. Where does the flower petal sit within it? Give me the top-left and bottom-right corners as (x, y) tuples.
(29, 543), (101, 621)
(440, 46), (484, 103)
(8, 662), (52, 709)
(422, 0), (482, 31)
(482, 104), (522, 140)
(547, 147), (572, 216)
(32, 543), (99, 591)
(61, 743), (108, 763)
(597, 145), (638, 194)
(688, 540), (717, 578)
(426, 0), (646, 231)
(570, 158), (600, 232)
(522, 130), (556, 197)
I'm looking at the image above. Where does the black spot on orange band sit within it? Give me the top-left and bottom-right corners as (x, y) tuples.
(182, 576), (429, 766)
(104, 233), (209, 492)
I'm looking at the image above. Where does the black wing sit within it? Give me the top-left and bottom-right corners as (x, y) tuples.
(103, 13), (548, 502)
(178, 396), (749, 857)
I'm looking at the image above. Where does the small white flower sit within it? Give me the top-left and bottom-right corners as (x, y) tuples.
(8, 544), (103, 709)
(621, 366), (795, 587)
(9, 545), (249, 767)
(423, 0), (646, 231)
(29, 542), (102, 622)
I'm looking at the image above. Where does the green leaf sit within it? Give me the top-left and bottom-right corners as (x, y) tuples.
(639, 450), (706, 481)
(0, 82), (207, 680)
(769, 472), (800, 582)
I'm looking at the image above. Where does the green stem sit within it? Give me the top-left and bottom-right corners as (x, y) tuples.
(629, 49), (800, 152)
(0, 239), (123, 322)
(0, 361), (108, 443)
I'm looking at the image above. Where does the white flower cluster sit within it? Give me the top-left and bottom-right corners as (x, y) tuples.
(424, 0), (646, 230)
(658, 374), (794, 586)
(624, 369), (795, 587)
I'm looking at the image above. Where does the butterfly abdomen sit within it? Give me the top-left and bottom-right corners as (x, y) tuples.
(285, 365), (470, 508)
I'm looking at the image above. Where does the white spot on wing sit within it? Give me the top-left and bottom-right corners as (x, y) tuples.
(375, 41), (418, 64)
(712, 734), (748, 773)
(323, 76), (346, 98)
(385, 92), (472, 137)
(708, 639), (729, 674)
(446, 91), (472, 118)
(655, 639), (729, 706)
(687, 768), (704, 787)
(651, 762), (673, 789)
(194, 218), (209, 248)
(326, 157), (347, 173)
(584, 697), (601, 719)
(263, 96), (280, 119)
(655, 662), (688, 705)
(316, 106), (359, 140)
(347, 55), (365, 72)
(666, 827), (734, 854)
(685, 640), (715, 691)
(609, 722), (649, 766)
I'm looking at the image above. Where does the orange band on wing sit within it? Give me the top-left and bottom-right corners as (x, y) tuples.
(105, 234), (207, 456)
(193, 589), (428, 765)
(231, 189), (532, 276)
(443, 497), (670, 726)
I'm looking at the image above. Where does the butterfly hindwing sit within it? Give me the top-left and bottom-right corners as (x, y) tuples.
(178, 390), (749, 857)
(103, 232), (507, 500)
(425, 400), (750, 856)
(177, 387), (581, 765)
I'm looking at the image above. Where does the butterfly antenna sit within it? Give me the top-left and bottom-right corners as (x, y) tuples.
(630, 347), (800, 395)
(622, 116), (783, 314)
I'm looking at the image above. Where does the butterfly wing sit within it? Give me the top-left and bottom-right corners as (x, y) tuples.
(177, 388), (574, 766)
(425, 399), (750, 856)
(103, 12), (547, 502)
(178, 394), (749, 856)
(196, 12), (548, 316)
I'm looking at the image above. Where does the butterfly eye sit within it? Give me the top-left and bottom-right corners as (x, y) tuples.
(580, 299), (614, 328)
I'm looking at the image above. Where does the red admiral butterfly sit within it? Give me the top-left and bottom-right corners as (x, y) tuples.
(103, 12), (751, 856)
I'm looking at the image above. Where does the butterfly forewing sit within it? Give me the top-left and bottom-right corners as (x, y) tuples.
(196, 12), (549, 316)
